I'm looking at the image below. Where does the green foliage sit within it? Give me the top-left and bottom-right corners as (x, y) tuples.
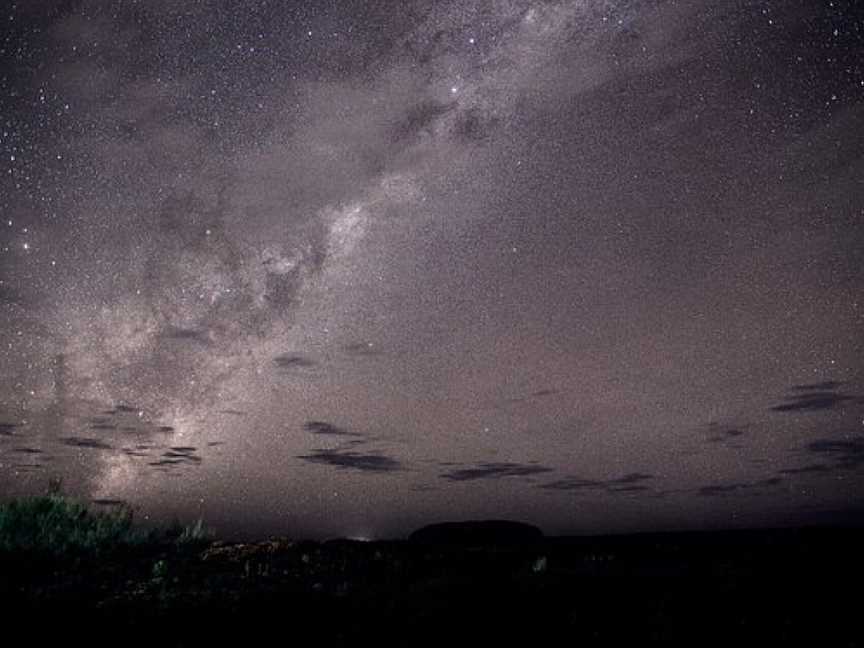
(0, 494), (147, 558)
(1, 478), (212, 562)
(164, 517), (212, 547)
(178, 518), (211, 544)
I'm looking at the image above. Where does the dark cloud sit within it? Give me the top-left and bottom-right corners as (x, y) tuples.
(791, 381), (845, 391)
(0, 423), (20, 436)
(756, 477), (784, 487)
(539, 477), (606, 492)
(704, 421), (749, 443)
(805, 437), (864, 469)
(539, 472), (654, 493)
(162, 327), (212, 345)
(147, 445), (203, 467)
(531, 389), (561, 398)
(273, 354), (316, 369)
(12, 447), (44, 454)
(296, 448), (401, 473)
(699, 484), (745, 497)
(161, 450), (202, 464)
(440, 462), (554, 482)
(60, 437), (113, 450)
(698, 477), (785, 497)
(302, 420), (362, 437)
(112, 405), (141, 414)
(122, 448), (150, 457)
(771, 383), (858, 412)
(343, 439), (368, 447)
(79, 408), (175, 439)
(772, 392), (854, 412)
(779, 463), (831, 475)
(609, 473), (654, 485)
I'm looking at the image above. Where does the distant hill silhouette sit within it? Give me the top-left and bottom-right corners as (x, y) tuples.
(409, 520), (543, 546)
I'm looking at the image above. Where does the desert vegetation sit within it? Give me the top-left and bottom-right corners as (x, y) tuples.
(1, 487), (861, 647)
(0, 480), (208, 560)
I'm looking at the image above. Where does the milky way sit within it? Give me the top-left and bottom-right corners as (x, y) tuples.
(1, 1), (863, 539)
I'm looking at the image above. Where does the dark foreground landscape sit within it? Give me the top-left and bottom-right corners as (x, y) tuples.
(2, 497), (861, 647)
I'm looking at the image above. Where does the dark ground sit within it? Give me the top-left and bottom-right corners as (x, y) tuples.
(3, 526), (862, 647)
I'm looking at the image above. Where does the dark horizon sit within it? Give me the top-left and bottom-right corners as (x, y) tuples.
(1, 1), (863, 540)
(75, 498), (864, 542)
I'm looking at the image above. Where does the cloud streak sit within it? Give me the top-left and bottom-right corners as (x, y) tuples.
(439, 462), (554, 482)
(296, 448), (401, 473)
(539, 473), (655, 494)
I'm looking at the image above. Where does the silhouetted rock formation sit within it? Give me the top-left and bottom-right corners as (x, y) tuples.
(408, 520), (543, 546)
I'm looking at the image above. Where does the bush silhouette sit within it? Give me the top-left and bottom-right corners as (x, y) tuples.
(0, 494), (146, 559)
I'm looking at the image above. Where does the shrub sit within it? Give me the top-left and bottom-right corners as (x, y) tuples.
(177, 518), (211, 545)
(164, 517), (212, 548)
(0, 494), (147, 559)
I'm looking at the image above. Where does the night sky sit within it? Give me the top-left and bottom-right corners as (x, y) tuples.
(1, 0), (863, 540)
